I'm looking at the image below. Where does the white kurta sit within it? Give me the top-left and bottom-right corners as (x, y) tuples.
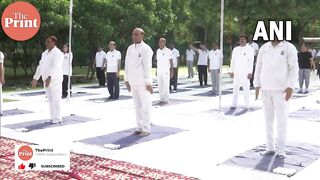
(124, 41), (154, 133)
(106, 50), (121, 73)
(208, 49), (223, 70)
(0, 51), (4, 114)
(171, 48), (180, 68)
(95, 51), (107, 68)
(230, 45), (254, 108)
(254, 41), (298, 154)
(62, 52), (73, 76)
(156, 47), (173, 102)
(33, 46), (64, 121)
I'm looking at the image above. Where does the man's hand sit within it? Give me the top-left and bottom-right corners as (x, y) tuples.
(125, 81), (131, 92)
(284, 87), (293, 101)
(247, 73), (253, 79)
(229, 72), (234, 78)
(208, 69), (211, 73)
(146, 84), (153, 94)
(218, 69), (220, 74)
(0, 77), (5, 85)
(31, 79), (38, 88)
(255, 87), (261, 100)
(45, 77), (51, 88)
(116, 71), (119, 78)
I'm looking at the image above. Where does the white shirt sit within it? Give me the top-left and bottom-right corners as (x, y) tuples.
(156, 47), (173, 75)
(209, 49), (223, 70)
(186, 49), (195, 62)
(106, 50), (121, 73)
(95, 50), (107, 68)
(230, 45), (254, 75)
(316, 51), (320, 57)
(197, 49), (209, 66)
(0, 51), (4, 64)
(254, 41), (299, 91)
(62, 52), (73, 75)
(247, 42), (259, 56)
(124, 41), (154, 86)
(310, 49), (317, 58)
(171, 48), (180, 68)
(33, 46), (64, 82)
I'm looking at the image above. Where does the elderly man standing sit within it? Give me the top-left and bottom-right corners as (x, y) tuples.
(124, 28), (154, 136)
(156, 38), (173, 104)
(230, 34), (254, 109)
(0, 50), (5, 115)
(254, 39), (299, 158)
(32, 36), (64, 124)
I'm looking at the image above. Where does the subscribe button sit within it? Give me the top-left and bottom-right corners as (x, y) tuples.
(1, 1), (41, 41)
(15, 145), (70, 171)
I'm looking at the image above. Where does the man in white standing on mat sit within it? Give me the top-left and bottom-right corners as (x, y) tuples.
(156, 38), (173, 105)
(208, 42), (223, 96)
(32, 36), (64, 124)
(229, 34), (254, 110)
(124, 28), (154, 136)
(0, 50), (5, 115)
(254, 39), (299, 158)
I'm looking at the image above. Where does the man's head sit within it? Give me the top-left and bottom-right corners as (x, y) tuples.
(200, 43), (206, 50)
(239, 34), (247, 47)
(108, 41), (116, 51)
(132, 28), (144, 44)
(212, 42), (218, 50)
(46, 36), (57, 50)
(301, 43), (308, 52)
(188, 43), (193, 49)
(158, 38), (166, 49)
(98, 47), (102, 52)
(169, 43), (176, 50)
(63, 43), (69, 53)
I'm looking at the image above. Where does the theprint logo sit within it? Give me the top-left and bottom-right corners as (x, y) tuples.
(18, 145), (33, 161)
(1, 1), (41, 41)
(253, 20), (292, 41)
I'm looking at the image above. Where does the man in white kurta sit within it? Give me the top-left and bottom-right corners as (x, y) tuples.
(32, 36), (64, 124)
(186, 44), (196, 78)
(254, 40), (298, 158)
(156, 38), (173, 104)
(125, 28), (154, 136)
(208, 43), (223, 95)
(0, 51), (5, 115)
(230, 35), (254, 109)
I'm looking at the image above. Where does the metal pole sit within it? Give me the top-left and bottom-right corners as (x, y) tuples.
(67, 0), (73, 102)
(219, 0), (224, 110)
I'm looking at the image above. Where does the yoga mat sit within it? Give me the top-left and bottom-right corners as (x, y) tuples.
(77, 125), (186, 149)
(1, 109), (34, 117)
(221, 142), (320, 177)
(3, 115), (99, 132)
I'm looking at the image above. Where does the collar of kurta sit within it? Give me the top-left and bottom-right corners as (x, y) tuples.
(134, 41), (144, 48)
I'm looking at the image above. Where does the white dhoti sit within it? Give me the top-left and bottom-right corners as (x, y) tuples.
(157, 73), (170, 102)
(132, 86), (152, 133)
(262, 90), (288, 154)
(232, 74), (250, 108)
(46, 81), (62, 121)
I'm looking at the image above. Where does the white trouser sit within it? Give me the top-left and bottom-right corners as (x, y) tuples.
(232, 74), (250, 108)
(132, 85), (152, 133)
(0, 84), (2, 114)
(157, 73), (170, 102)
(262, 90), (288, 154)
(45, 80), (62, 121)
